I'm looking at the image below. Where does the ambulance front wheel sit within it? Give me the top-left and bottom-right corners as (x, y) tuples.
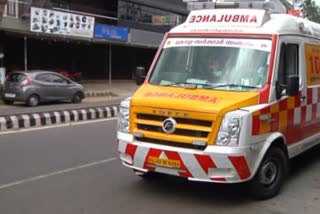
(249, 147), (288, 200)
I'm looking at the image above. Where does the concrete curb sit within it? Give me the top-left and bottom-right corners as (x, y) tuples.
(85, 91), (118, 97)
(0, 105), (119, 132)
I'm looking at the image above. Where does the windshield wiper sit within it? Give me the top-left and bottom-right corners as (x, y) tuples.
(212, 84), (260, 89)
(162, 82), (199, 89)
(162, 82), (260, 90)
(162, 82), (219, 89)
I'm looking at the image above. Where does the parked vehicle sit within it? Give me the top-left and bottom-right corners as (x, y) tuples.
(2, 70), (85, 106)
(54, 69), (82, 82)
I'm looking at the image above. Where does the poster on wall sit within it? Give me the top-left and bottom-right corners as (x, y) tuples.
(30, 7), (95, 38)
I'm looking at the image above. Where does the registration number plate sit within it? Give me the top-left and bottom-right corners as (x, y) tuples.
(4, 93), (16, 98)
(148, 156), (181, 169)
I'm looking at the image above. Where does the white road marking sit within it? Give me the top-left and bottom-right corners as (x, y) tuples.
(69, 117), (117, 125)
(0, 157), (118, 190)
(0, 117), (117, 135)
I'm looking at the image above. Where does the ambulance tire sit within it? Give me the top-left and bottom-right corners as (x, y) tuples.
(249, 147), (287, 200)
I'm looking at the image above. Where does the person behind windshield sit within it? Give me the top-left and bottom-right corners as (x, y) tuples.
(255, 54), (270, 88)
(207, 55), (224, 82)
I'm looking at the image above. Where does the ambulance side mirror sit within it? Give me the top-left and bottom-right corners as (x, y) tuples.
(275, 81), (283, 100)
(287, 75), (299, 96)
(135, 67), (146, 86)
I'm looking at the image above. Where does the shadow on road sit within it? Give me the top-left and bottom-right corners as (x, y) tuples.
(125, 145), (320, 204)
(288, 144), (320, 180)
(130, 173), (251, 204)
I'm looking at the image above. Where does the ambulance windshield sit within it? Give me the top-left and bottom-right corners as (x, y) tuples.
(149, 38), (272, 91)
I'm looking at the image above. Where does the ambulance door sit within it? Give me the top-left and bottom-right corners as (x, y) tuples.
(303, 41), (320, 140)
(275, 38), (306, 144)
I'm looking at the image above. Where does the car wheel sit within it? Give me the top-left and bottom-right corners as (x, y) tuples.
(249, 147), (288, 200)
(72, 92), (83, 103)
(3, 99), (14, 105)
(27, 95), (40, 107)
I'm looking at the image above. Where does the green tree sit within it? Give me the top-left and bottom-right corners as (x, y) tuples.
(301, 0), (320, 23)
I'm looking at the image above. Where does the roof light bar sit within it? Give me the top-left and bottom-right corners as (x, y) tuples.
(186, 0), (283, 13)
(187, 2), (217, 10)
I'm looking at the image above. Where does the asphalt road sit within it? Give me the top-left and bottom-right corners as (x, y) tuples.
(0, 120), (320, 214)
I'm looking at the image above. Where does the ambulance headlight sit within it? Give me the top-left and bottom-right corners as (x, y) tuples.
(216, 111), (244, 146)
(117, 98), (130, 133)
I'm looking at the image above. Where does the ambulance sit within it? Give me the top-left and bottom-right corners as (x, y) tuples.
(117, 7), (320, 199)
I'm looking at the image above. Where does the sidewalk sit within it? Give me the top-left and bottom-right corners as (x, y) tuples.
(82, 80), (139, 100)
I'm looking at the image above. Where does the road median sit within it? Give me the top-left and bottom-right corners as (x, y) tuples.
(0, 105), (119, 132)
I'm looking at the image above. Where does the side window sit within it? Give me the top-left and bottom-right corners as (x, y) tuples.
(35, 74), (51, 83)
(49, 74), (68, 84)
(35, 74), (68, 84)
(278, 43), (299, 86)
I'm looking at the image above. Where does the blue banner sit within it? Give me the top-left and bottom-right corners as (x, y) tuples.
(94, 24), (128, 42)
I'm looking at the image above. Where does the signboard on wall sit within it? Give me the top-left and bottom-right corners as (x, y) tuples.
(94, 24), (128, 42)
(152, 15), (180, 25)
(30, 7), (95, 38)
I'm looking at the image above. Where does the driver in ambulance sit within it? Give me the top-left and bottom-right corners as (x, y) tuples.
(207, 55), (224, 82)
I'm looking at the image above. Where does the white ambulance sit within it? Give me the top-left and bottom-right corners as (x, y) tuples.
(117, 8), (320, 199)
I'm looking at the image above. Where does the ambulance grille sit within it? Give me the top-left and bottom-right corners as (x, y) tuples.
(137, 114), (212, 127)
(134, 113), (213, 149)
(137, 124), (209, 138)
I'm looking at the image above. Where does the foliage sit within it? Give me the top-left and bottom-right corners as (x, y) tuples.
(280, 0), (293, 10)
(301, 0), (320, 23)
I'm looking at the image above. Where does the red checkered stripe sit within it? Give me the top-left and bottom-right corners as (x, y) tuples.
(252, 87), (320, 144)
(118, 140), (251, 182)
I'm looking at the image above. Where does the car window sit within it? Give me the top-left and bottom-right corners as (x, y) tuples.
(35, 74), (51, 82)
(7, 73), (26, 83)
(49, 74), (68, 84)
(35, 73), (68, 84)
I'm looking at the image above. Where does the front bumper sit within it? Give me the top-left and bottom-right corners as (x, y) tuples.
(117, 132), (263, 183)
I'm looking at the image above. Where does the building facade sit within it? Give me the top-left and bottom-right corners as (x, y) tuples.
(0, 0), (188, 80)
